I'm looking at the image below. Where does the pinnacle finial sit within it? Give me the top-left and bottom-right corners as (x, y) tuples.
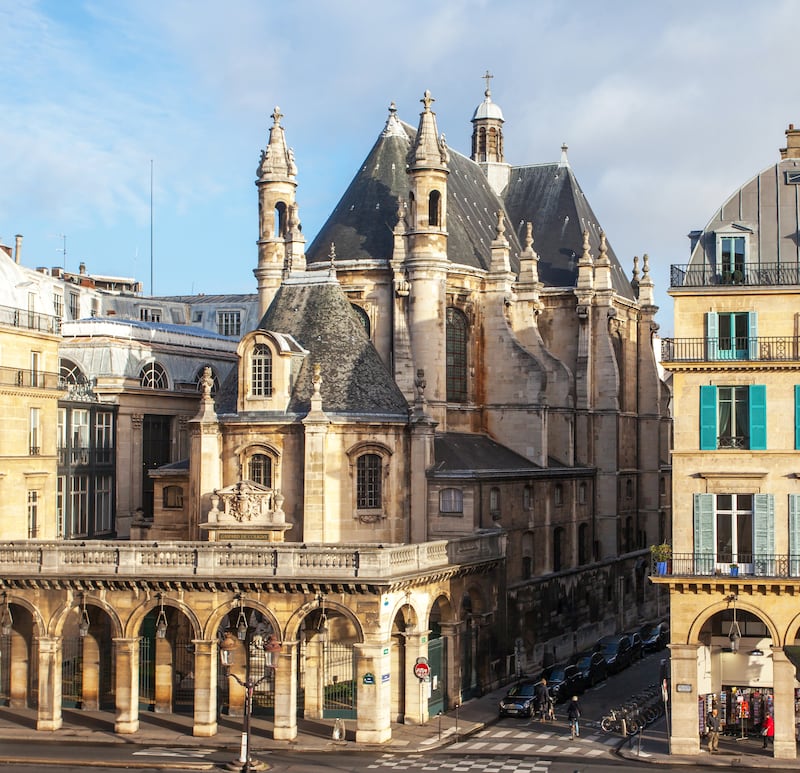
(421, 90), (435, 111)
(524, 221), (534, 251)
(495, 209), (506, 239)
(271, 106), (283, 126)
(581, 230), (591, 260)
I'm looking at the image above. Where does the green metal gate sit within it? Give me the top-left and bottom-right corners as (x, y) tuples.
(461, 623), (479, 701)
(174, 638), (195, 714)
(139, 636), (154, 710)
(323, 641), (356, 719)
(249, 638), (275, 716)
(427, 636), (446, 716)
(61, 636), (83, 708)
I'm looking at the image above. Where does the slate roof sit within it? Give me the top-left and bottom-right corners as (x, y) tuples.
(431, 432), (542, 476)
(217, 275), (409, 417)
(305, 122), (522, 272)
(305, 111), (634, 296)
(503, 164), (634, 298)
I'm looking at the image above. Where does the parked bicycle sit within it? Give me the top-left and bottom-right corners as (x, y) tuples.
(600, 706), (639, 735)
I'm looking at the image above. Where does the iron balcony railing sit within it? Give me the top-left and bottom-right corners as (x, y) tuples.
(670, 262), (800, 289)
(652, 553), (800, 578)
(661, 336), (800, 363)
(0, 366), (63, 390)
(0, 303), (61, 334)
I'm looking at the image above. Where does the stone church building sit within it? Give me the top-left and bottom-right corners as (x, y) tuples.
(0, 85), (670, 742)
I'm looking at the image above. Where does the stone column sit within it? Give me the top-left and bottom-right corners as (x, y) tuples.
(667, 643), (700, 755)
(354, 640), (392, 743)
(113, 638), (140, 734)
(9, 631), (30, 709)
(81, 634), (100, 710)
(36, 636), (62, 731)
(403, 630), (429, 725)
(771, 647), (798, 760)
(192, 639), (218, 737)
(154, 636), (173, 713)
(225, 637), (246, 718)
(273, 639), (298, 741)
(439, 622), (464, 709)
(303, 634), (324, 719)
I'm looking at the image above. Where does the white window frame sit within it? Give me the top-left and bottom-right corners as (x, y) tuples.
(217, 310), (242, 337)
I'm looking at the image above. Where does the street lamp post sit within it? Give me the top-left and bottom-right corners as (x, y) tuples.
(219, 627), (279, 773)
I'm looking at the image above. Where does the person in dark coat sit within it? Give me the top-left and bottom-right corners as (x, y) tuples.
(567, 695), (582, 738)
(706, 707), (722, 752)
(535, 678), (552, 721)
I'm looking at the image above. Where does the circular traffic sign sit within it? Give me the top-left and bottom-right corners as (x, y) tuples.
(413, 661), (430, 680)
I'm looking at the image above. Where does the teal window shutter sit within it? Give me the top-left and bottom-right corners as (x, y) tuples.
(790, 495), (800, 576)
(706, 312), (719, 360)
(749, 384), (767, 450)
(700, 386), (717, 450)
(693, 493), (714, 574)
(753, 493), (775, 575)
(795, 386), (800, 450)
(747, 311), (758, 360)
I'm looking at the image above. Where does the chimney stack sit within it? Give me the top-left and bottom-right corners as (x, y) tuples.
(14, 234), (22, 264)
(779, 123), (800, 159)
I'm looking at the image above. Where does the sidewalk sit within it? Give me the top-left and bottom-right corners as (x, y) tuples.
(0, 687), (796, 769)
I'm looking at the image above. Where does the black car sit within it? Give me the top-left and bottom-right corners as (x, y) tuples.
(596, 634), (632, 673)
(499, 679), (538, 717)
(573, 650), (607, 688)
(640, 621), (669, 652)
(625, 630), (644, 662)
(546, 663), (585, 702)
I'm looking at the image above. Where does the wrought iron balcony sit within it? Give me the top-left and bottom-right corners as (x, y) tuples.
(652, 553), (800, 579)
(0, 303), (61, 334)
(661, 336), (800, 363)
(670, 262), (800, 289)
(0, 366), (63, 390)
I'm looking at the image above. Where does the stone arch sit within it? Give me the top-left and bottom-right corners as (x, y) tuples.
(203, 598), (281, 642)
(126, 594), (202, 639)
(685, 598), (780, 646)
(2, 592), (47, 638)
(461, 583), (488, 620)
(284, 597), (365, 643)
(785, 611), (800, 646)
(50, 594), (123, 639)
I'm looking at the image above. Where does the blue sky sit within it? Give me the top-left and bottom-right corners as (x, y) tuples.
(2, 1), (800, 334)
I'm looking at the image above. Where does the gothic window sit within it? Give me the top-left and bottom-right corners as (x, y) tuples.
(446, 307), (468, 403)
(274, 201), (287, 238)
(351, 304), (371, 337)
(356, 453), (382, 510)
(248, 454), (273, 487)
(140, 361), (168, 389)
(439, 487), (463, 514)
(251, 344), (273, 397)
(428, 190), (441, 227)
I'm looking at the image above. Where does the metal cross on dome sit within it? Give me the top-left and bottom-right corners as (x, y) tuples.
(483, 70), (493, 94)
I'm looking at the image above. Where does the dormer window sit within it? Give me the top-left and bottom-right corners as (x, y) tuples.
(715, 225), (752, 284)
(252, 344), (273, 397)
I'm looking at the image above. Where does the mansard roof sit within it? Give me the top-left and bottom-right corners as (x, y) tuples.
(305, 120), (523, 272)
(503, 163), (634, 299)
(257, 275), (409, 416)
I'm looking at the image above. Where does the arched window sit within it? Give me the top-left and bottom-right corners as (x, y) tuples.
(274, 201), (287, 238)
(140, 361), (168, 389)
(195, 366), (219, 396)
(356, 453), (382, 510)
(248, 454), (273, 487)
(578, 523), (589, 564)
(523, 485), (533, 511)
(446, 307), (468, 403)
(553, 526), (565, 572)
(428, 190), (441, 227)
(439, 487), (463, 514)
(251, 344), (272, 397)
(351, 304), (370, 337)
(625, 478), (634, 499)
(163, 485), (184, 509)
(60, 358), (86, 385)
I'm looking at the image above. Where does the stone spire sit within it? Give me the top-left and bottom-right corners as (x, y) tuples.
(559, 143), (570, 168)
(638, 253), (655, 306)
(258, 107), (297, 180)
(382, 102), (406, 138)
(594, 231), (612, 292)
(408, 91), (449, 169)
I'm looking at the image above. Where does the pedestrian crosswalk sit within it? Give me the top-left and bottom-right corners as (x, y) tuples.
(367, 755), (552, 771)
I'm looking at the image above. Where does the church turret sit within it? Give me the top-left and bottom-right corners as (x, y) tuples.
(405, 90), (449, 423)
(255, 107), (300, 317)
(471, 71), (510, 194)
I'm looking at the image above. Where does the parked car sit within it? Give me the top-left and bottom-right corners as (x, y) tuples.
(546, 663), (585, 702)
(573, 650), (608, 688)
(499, 679), (539, 717)
(625, 630), (644, 662)
(640, 621), (669, 652)
(596, 634), (632, 673)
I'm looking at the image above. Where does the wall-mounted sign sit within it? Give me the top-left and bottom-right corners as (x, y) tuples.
(676, 683), (692, 693)
(362, 672), (375, 685)
(381, 673), (390, 683)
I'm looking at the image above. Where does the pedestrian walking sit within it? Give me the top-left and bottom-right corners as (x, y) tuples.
(762, 712), (774, 749)
(567, 695), (582, 738)
(534, 678), (550, 721)
(706, 707), (721, 753)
